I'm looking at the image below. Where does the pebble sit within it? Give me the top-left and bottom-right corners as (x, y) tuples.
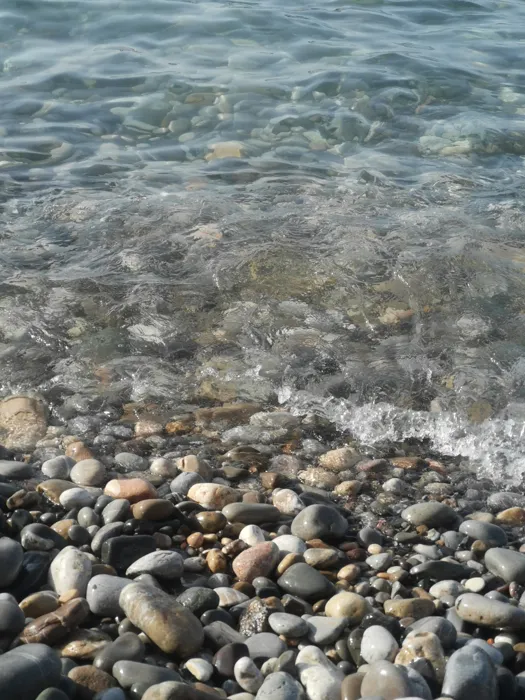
(291, 504), (347, 542)
(360, 625), (399, 663)
(119, 583), (204, 656)
(246, 632), (286, 661)
(0, 537), (24, 586)
(0, 644), (62, 699)
(70, 459), (106, 487)
(395, 630), (446, 682)
(485, 547), (525, 583)
(126, 550), (184, 580)
(177, 587), (220, 616)
(216, 587), (250, 607)
(214, 642), (250, 677)
(277, 563), (334, 601)
(325, 591), (368, 624)
(233, 542), (280, 582)
(272, 489), (304, 516)
(68, 665), (117, 697)
(307, 616), (348, 645)
(383, 598), (436, 620)
(188, 483), (239, 508)
(59, 487), (95, 509)
(104, 478), (157, 503)
(140, 681), (219, 700)
(401, 502), (459, 528)
(360, 660), (413, 700)
(240, 525), (266, 546)
(441, 645), (498, 700)
(131, 498), (176, 520)
(184, 658), (214, 682)
(255, 672), (305, 700)
(459, 520), (507, 547)
(234, 656), (264, 693)
(223, 503), (280, 524)
(171, 472), (203, 495)
(49, 546), (92, 597)
(42, 456), (72, 479)
(272, 535), (307, 555)
(455, 592), (525, 629)
(406, 616), (457, 649)
(269, 612), (309, 638)
(93, 633), (145, 673)
(101, 534), (156, 570)
(295, 646), (344, 700)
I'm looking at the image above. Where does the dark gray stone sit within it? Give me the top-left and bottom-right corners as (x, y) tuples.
(0, 537), (24, 587)
(94, 633), (145, 673)
(112, 660), (181, 688)
(101, 534), (156, 570)
(459, 521), (507, 547)
(87, 574), (130, 617)
(204, 621), (247, 649)
(485, 547), (525, 584)
(0, 460), (33, 479)
(91, 522), (124, 556)
(177, 587), (220, 617)
(223, 503), (280, 524)
(0, 644), (61, 700)
(291, 504), (348, 542)
(277, 563), (335, 601)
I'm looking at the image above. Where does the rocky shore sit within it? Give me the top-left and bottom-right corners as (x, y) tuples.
(0, 395), (524, 699)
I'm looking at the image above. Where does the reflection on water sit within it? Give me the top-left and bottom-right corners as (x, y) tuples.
(1, 0), (525, 478)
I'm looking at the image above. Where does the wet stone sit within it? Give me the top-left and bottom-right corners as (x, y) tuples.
(277, 562), (335, 601)
(126, 550), (184, 580)
(0, 537), (24, 586)
(360, 660), (412, 700)
(455, 592), (525, 629)
(223, 503), (280, 524)
(442, 645), (498, 700)
(291, 504), (347, 542)
(401, 502), (459, 528)
(86, 575), (129, 617)
(485, 547), (525, 584)
(459, 520), (507, 547)
(214, 642), (250, 677)
(406, 616), (457, 649)
(177, 587), (220, 617)
(102, 499), (130, 524)
(93, 632), (145, 673)
(246, 632), (286, 661)
(0, 643), (62, 700)
(233, 542), (279, 582)
(112, 660), (181, 688)
(101, 534), (156, 570)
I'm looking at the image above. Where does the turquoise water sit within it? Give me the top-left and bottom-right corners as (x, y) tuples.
(2, 0), (525, 478)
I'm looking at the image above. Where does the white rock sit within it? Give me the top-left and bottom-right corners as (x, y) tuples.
(185, 658), (214, 682)
(272, 535), (307, 556)
(464, 577), (486, 593)
(360, 625), (399, 664)
(429, 580), (465, 599)
(49, 545), (92, 596)
(272, 489), (304, 516)
(296, 645), (344, 700)
(69, 458), (106, 487)
(235, 656), (264, 693)
(240, 525), (266, 547)
(59, 487), (96, 509)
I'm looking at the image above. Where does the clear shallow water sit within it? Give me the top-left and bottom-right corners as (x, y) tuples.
(2, 0), (525, 479)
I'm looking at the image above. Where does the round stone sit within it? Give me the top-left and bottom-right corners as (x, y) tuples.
(49, 546), (92, 597)
(268, 612), (309, 638)
(70, 459), (106, 487)
(184, 659), (213, 682)
(176, 587), (220, 617)
(239, 525), (266, 547)
(485, 547), (525, 584)
(93, 632), (145, 673)
(360, 660), (412, 700)
(188, 483), (239, 509)
(360, 625), (399, 664)
(272, 489), (304, 516)
(272, 535), (307, 556)
(277, 563), (334, 601)
(442, 645), (497, 700)
(245, 633), (286, 661)
(291, 504), (347, 542)
(459, 520), (507, 547)
(42, 456), (72, 479)
(59, 487), (95, 509)
(131, 499), (176, 521)
(324, 591), (368, 624)
(104, 479), (157, 504)
(255, 672), (305, 700)
(233, 542), (279, 582)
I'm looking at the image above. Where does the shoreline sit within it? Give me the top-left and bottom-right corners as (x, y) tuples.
(0, 394), (523, 699)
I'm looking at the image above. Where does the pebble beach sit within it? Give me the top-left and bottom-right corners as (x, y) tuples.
(0, 395), (523, 700)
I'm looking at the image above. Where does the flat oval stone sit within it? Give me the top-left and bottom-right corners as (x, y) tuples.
(59, 487), (95, 509)
(68, 666), (116, 696)
(0, 644), (61, 700)
(401, 502), (459, 528)
(255, 671), (305, 700)
(94, 632), (145, 673)
(223, 503), (280, 524)
(126, 551), (183, 580)
(383, 598), (435, 620)
(459, 521), (507, 547)
(442, 645), (497, 700)
(112, 660), (181, 688)
(246, 632), (286, 661)
(456, 592), (525, 629)
(140, 681), (222, 700)
(410, 559), (469, 581)
(49, 546), (92, 597)
(42, 456), (72, 479)
(176, 587), (220, 617)
(70, 459), (106, 487)
(188, 483), (240, 509)
(272, 535), (307, 555)
(485, 547), (525, 584)
(86, 575), (129, 617)
(307, 616), (347, 645)
(215, 587), (250, 607)
(233, 542), (279, 582)
(131, 499), (176, 521)
(295, 645), (344, 700)
(119, 583), (204, 656)
(0, 460), (33, 480)
(19, 591), (59, 619)
(291, 504), (347, 542)
(234, 656), (264, 693)
(104, 478), (157, 504)
(277, 563), (334, 601)
(360, 660), (412, 700)
(269, 612), (309, 638)
(239, 524), (266, 546)
(360, 625), (399, 664)
(37, 479), (76, 505)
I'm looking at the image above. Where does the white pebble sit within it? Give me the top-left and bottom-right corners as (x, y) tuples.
(240, 525), (266, 547)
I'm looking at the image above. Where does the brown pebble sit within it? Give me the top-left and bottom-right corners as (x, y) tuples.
(187, 533), (205, 548)
(337, 564), (360, 582)
(55, 628), (112, 660)
(6, 489), (39, 510)
(334, 480), (361, 497)
(165, 418), (194, 435)
(471, 539), (488, 555)
(232, 542), (279, 582)
(19, 591), (59, 618)
(223, 540), (248, 557)
(260, 472), (283, 489)
(135, 417), (164, 437)
(412, 587), (434, 601)
(104, 478), (157, 504)
(306, 539), (333, 549)
(242, 491), (265, 504)
(497, 507), (525, 525)
(20, 598), (89, 645)
(91, 564), (117, 577)
(233, 581), (255, 597)
(66, 441), (94, 461)
(68, 665), (117, 699)
(131, 498), (176, 521)
(277, 553), (304, 575)
(341, 673), (365, 700)
(312, 599), (326, 613)
(207, 549), (228, 574)
(195, 511), (227, 533)
(36, 479), (76, 505)
(52, 519), (76, 540)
